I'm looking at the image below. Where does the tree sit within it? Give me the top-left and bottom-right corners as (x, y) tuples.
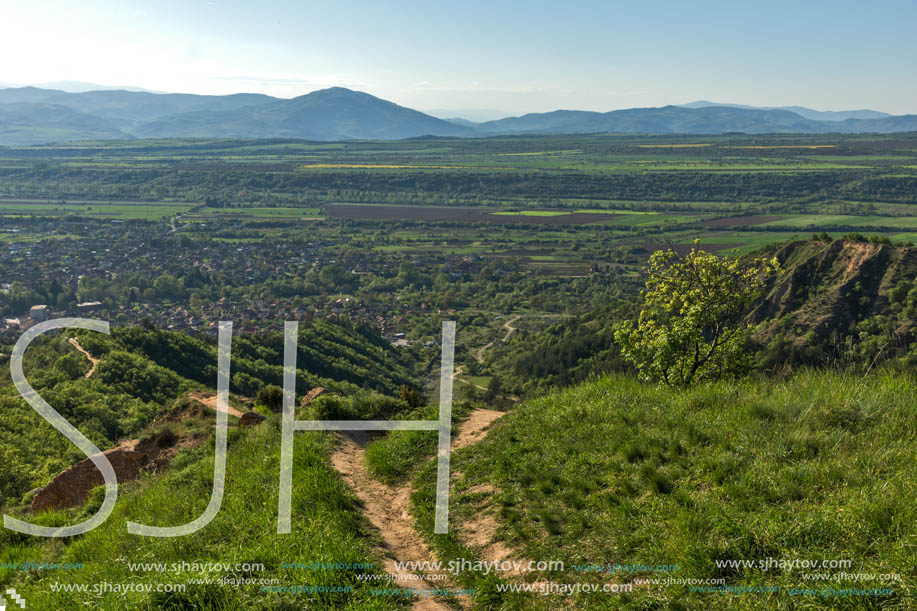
(0, 445), (30, 503)
(153, 273), (184, 299)
(318, 264), (349, 289)
(256, 384), (284, 413)
(613, 244), (779, 388)
(399, 384), (424, 409)
(56, 352), (86, 380)
(484, 376), (503, 402)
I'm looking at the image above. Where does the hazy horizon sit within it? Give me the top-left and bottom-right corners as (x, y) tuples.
(0, 80), (910, 121)
(2, 0), (916, 115)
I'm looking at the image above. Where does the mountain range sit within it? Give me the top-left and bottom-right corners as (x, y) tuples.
(677, 100), (892, 122)
(0, 86), (915, 145)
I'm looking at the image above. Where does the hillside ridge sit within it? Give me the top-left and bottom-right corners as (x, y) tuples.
(750, 238), (917, 349)
(2, 86), (917, 145)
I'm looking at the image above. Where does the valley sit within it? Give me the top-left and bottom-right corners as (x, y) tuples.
(0, 132), (915, 609)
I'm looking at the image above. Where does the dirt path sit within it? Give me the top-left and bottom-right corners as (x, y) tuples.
(473, 315), (521, 365)
(331, 431), (451, 610)
(68, 337), (99, 378)
(187, 390), (245, 418)
(452, 409), (505, 450)
(452, 365), (486, 391)
(330, 409), (506, 610)
(455, 315), (522, 401)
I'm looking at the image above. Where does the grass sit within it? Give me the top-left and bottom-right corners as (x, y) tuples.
(363, 401), (474, 485)
(761, 215), (917, 229)
(492, 211), (572, 217)
(192, 207), (321, 218)
(406, 370), (917, 610)
(891, 233), (917, 244)
(1, 417), (404, 610)
(0, 200), (193, 220)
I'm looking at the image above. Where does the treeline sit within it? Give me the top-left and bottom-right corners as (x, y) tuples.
(4, 164), (917, 205)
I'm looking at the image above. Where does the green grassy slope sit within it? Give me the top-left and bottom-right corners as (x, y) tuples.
(0, 319), (426, 609)
(1, 417), (403, 610)
(428, 371), (915, 610)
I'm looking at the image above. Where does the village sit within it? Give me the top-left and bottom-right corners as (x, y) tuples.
(0, 216), (482, 345)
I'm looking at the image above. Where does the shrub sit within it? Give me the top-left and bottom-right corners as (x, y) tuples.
(255, 384), (284, 413)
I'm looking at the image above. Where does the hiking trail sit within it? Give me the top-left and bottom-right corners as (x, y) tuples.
(68, 337), (99, 378)
(330, 408), (506, 610)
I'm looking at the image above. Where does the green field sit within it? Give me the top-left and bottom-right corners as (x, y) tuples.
(0, 199), (194, 220)
(189, 206), (322, 218)
(3, 133), (915, 287)
(761, 215), (917, 229)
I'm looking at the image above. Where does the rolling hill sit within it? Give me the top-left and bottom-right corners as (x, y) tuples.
(132, 87), (477, 140)
(680, 100), (892, 122)
(0, 102), (133, 145)
(0, 319), (417, 506)
(0, 85), (915, 145)
(0, 86), (275, 130)
(474, 105), (833, 135)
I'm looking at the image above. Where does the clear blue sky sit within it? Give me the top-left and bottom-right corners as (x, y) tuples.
(2, 0), (915, 117)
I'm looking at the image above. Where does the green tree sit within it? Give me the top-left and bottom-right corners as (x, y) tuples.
(56, 352), (86, 380)
(399, 384), (424, 409)
(255, 384), (284, 413)
(614, 244), (779, 388)
(0, 445), (30, 503)
(153, 273), (184, 299)
(484, 376), (503, 402)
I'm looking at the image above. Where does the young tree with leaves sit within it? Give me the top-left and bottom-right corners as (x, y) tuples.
(614, 244), (779, 388)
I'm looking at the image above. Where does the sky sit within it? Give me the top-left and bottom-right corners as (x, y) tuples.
(1, 0), (916, 118)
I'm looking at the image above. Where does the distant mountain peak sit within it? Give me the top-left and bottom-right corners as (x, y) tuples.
(0, 86), (913, 145)
(679, 100), (892, 122)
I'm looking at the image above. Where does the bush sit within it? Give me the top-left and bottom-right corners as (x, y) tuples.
(399, 385), (424, 408)
(149, 423), (180, 448)
(614, 245), (779, 387)
(255, 384), (284, 413)
(0, 446), (30, 504)
(308, 392), (409, 420)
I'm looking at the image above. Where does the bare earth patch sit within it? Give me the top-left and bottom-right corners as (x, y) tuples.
(330, 430), (453, 611)
(68, 337), (99, 378)
(187, 390), (244, 418)
(328, 408), (510, 610)
(453, 409), (505, 450)
(29, 397), (211, 513)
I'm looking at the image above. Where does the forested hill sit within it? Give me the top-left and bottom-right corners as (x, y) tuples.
(0, 318), (417, 506)
(492, 236), (917, 396)
(751, 235), (917, 368)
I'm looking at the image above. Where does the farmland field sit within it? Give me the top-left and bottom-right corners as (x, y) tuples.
(2, 132), (915, 283)
(0, 199), (194, 220)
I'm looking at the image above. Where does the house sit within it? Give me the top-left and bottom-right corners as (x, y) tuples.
(29, 305), (49, 322)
